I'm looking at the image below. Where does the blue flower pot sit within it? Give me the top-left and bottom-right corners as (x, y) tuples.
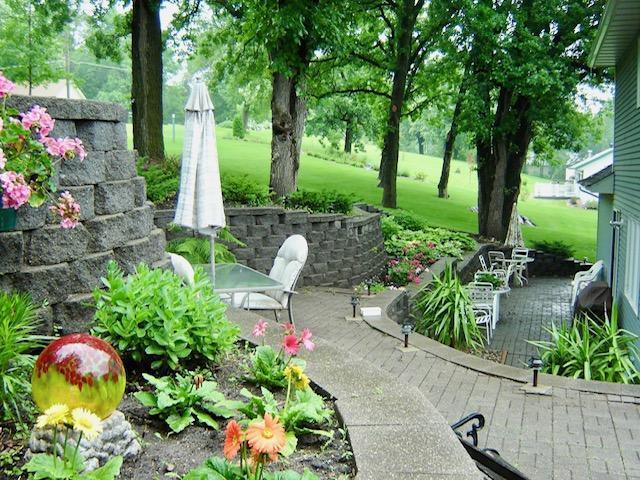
(0, 207), (16, 232)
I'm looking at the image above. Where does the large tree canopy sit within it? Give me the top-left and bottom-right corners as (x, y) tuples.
(454, 0), (606, 240)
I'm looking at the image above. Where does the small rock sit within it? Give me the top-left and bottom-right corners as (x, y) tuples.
(165, 463), (176, 472)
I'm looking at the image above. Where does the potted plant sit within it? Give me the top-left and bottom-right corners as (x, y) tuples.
(0, 72), (84, 231)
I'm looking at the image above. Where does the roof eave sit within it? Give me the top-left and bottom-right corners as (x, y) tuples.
(589, 0), (618, 68)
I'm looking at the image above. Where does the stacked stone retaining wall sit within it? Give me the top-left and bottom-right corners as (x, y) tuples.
(155, 203), (386, 288)
(1, 96), (166, 334)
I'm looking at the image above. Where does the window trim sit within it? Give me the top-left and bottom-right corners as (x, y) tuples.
(624, 217), (640, 314)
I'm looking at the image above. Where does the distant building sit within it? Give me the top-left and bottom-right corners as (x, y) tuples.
(533, 148), (613, 203)
(588, 0), (640, 337)
(13, 79), (86, 100)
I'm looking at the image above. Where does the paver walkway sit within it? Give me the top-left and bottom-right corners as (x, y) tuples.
(491, 278), (573, 367)
(287, 288), (640, 480)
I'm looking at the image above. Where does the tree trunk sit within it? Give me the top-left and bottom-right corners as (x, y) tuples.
(378, 0), (415, 208)
(416, 133), (424, 155)
(438, 80), (466, 198)
(131, 0), (165, 163)
(344, 122), (353, 153)
(269, 72), (306, 197)
(242, 102), (250, 130)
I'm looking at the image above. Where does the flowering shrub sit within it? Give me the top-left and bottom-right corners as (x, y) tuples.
(0, 72), (85, 228)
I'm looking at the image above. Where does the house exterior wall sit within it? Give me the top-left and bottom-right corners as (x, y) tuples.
(596, 193), (614, 281)
(614, 37), (640, 334)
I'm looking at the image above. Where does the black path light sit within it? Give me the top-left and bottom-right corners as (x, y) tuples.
(366, 278), (373, 297)
(345, 294), (361, 321)
(528, 357), (543, 387)
(396, 320), (418, 352)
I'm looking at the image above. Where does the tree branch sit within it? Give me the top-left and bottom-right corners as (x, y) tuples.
(313, 88), (391, 99)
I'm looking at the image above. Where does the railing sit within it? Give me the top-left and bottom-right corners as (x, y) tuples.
(534, 182), (579, 199)
(451, 413), (530, 480)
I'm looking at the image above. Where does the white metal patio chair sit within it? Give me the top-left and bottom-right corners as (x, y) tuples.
(479, 254), (490, 272)
(472, 306), (493, 344)
(488, 251), (505, 271)
(231, 235), (309, 325)
(570, 260), (604, 308)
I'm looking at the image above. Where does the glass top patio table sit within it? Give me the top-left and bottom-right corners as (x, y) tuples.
(197, 263), (283, 294)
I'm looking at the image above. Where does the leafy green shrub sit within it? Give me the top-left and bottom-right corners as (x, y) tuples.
(0, 292), (47, 425)
(183, 456), (320, 480)
(354, 281), (386, 296)
(531, 240), (575, 259)
(584, 200), (598, 210)
(136, 156), (180, 205)
(283, 189), (355, 214)
(217, 120), (233, 129)
(166, 228), (246, 265)
(232, 116), (245, 139)
(221, 175), (272, 206)
(475, 272), (503, 289)
(134, 372), (242, 433)
(398, 169), (410, 177)
(247, 345), (289, 389)
(529, 308), (640, 383)
(414, 264), (483, 350)
(92, 261), (239, 371)
(385, 210), (425, 232)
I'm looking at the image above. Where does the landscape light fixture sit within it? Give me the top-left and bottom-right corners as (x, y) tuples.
(528, 357), (543, 387)
(366, 278), (373, 296)
(350, 295), (360, 319)
(401, 322), (413, 348)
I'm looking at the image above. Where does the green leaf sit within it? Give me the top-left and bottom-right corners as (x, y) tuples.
(166, 411), (195, 433)
(280, 431), (298, 457)
(24, 453), (75, 479)
(193, 409), (220, 430)
(133, 391), (157, 407)
(79, 456), (123, 480)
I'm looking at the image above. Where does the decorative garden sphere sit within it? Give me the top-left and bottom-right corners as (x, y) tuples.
(32, 333), (126, 419)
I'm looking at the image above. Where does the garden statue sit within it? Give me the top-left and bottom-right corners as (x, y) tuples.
(28, 334), (140, 472)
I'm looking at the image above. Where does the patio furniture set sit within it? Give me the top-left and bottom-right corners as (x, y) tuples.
(469, 248), (535, 344)
(169, 234), (309, 325)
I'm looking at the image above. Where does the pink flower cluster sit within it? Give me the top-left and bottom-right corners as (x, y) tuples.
(0, 72), (15, 98)
(0, 148), (5, 170)
(21, 105), (55, 137)
(49, 191), (80, 229)
(42, 137), (86, 161)
(0, 171), (31, 209)
(250, 320), (315, 356)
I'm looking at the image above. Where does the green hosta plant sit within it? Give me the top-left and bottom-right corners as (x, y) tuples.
(92, 261), (239, 371)
(183, 456), (320, 480)
(0, 291), (48, 425)
(134, 372), (243, 433)
(414, 264), (483, 350)
(529, 307), (640, 384)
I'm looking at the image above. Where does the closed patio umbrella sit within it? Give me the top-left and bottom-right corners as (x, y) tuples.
(504, 204), (524, 248)
(173, 75), (225, 283)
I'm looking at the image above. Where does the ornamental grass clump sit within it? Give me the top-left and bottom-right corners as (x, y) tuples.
(0, 72), (85, 228)
(529, 307), (640, 384)
(414, 264), (483, 350)
(92, 261), (239, 371)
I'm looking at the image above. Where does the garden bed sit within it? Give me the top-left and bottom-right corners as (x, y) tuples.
(119, 347), (355, 479)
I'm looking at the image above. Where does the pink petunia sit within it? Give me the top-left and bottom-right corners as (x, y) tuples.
(283, 335), (299, 356)
(252, 319), (268, 337)
(299, 328), (315, 352)
(0, 73), (15, 98)
(21, 105), (55, 137)
(49, 191), (81, 229)
(0, 148), (5, 170)
(0, 171), (31, 209)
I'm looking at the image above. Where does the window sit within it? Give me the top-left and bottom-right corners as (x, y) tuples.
(624, 217), (640, 314)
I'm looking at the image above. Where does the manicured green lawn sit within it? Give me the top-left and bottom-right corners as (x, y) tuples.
(132, 124), (597, 260)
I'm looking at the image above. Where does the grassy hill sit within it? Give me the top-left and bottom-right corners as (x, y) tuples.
(135, 124), (597, 260)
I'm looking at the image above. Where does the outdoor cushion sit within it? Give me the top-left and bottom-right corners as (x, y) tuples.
(268, 235), (308, 307)
(230, 292), (283, 310)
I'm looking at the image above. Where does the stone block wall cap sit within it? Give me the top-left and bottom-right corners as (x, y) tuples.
(6, 95), (127, 122)
(307, 213), (345, 222)
(225, 206), (285, 215)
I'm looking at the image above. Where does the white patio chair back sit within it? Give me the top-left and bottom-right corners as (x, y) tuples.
(488, 251), (505, 270)
(512, 247), (530, 258)
(268, 235), (309, 308)
(570, 260), (604, 308)
(479, 255), (489, 272)
(467, 281), (494, 308)
(168, 253), (195, 286)
(472, 306), (492, 344)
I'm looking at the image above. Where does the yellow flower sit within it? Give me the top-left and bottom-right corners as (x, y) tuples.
(36, 404), (70, 429)
(71, 408), (103, 441)
(284, 364), (310, 390)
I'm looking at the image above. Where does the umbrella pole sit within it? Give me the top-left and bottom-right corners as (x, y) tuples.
(210, 228), (218, 286)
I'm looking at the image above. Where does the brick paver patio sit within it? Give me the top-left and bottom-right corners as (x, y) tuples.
(288, 288), (640, 480)
(491, 278), (573, 367)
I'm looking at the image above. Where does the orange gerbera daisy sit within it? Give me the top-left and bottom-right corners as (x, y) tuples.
(223, 420), (243, 460)
(246, 413), (286, 456)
